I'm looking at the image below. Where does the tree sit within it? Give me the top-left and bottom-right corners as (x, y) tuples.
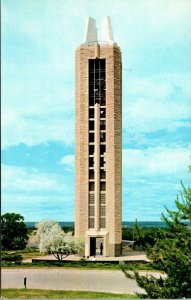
(1, 213), (28, 250)
(33, 220), (83, 260)
(122, 220), (168, 251)
(123, 180), (191, 298)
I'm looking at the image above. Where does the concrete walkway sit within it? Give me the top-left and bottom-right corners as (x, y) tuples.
(2, 268), (165, 294)
(2, 268), (146, 294)
(23, 252), (150, 263)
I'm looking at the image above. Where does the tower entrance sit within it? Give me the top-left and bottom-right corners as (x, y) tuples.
(90, 237), (104, 256)
(90, 237), (96, 256)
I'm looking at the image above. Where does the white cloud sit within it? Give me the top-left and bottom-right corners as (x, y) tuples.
(123, 97), (190, 133)
(4, 0), (191, 50)
(59, 155), (74, 171)
(2, 111), (74, 148)
(2, 0), (191, 149)
(2, 61), (75, 148)
(1, 164), (67, 193)
(126, 73), (191, 100)
(2, 0), (191, 222)
(1, 163), (75, 220)
(123, 146), (190, 178)
(123, 73), (191, 135)
(122, 144), (191, 221)
(2, 193), (74, 222)
(2, 70), (190, 148)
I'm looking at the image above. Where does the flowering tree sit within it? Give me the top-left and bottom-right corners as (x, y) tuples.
(33, 220), (83, 261)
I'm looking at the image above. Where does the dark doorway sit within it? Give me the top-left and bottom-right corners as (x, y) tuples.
(90, 237), (96, 256)
(96, 238), (104, 256)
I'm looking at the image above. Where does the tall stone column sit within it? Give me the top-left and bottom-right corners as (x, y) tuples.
(94, 103), (100, 231)
(75, 17), (122, 257)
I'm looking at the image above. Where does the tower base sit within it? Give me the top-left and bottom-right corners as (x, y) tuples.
(84, 230), (122, 257)
(109, 243), (122, 257)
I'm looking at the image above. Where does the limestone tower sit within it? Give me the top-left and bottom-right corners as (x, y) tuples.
(75, 17), (122, 257)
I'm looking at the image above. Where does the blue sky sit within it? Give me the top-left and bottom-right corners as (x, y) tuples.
(2, 0), (191, 222)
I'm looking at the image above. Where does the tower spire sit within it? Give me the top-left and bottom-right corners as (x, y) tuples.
(101, 16), (114, 44)
(83, 17), (97, 43)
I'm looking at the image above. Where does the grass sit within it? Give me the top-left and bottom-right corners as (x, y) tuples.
(1, 289), (138, 298)
(2, 261), (121, 269)
(19, 251), (45, 260)
(2, 249), (48, 260)
(2, 261), (157, 271)
(15, 248), (48, 260)
(2, 248), (158, 271)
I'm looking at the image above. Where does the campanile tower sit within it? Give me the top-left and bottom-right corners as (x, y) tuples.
(75, 17), (122, 257)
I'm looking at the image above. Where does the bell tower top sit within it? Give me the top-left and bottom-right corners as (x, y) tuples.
(83, 17), (97, 44)
(83, 16), (114, 45)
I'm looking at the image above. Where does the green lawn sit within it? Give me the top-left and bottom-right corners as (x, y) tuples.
(1, 289), (138, 298)
(2, 249), (49, 260)
(2, 248), (157, 272)
(2, 261), (157, 272)
(18, 251), (44, 260)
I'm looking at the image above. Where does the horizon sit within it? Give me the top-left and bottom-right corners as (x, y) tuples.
(2, 0), (191, 222)
(24, 220), (167, 228)
(24, 220), (165, 223)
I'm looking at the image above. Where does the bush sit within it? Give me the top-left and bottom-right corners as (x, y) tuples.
(122, 226), (168, 250)
(1, 213), (28, 250)
(2, 253), (23, 262)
